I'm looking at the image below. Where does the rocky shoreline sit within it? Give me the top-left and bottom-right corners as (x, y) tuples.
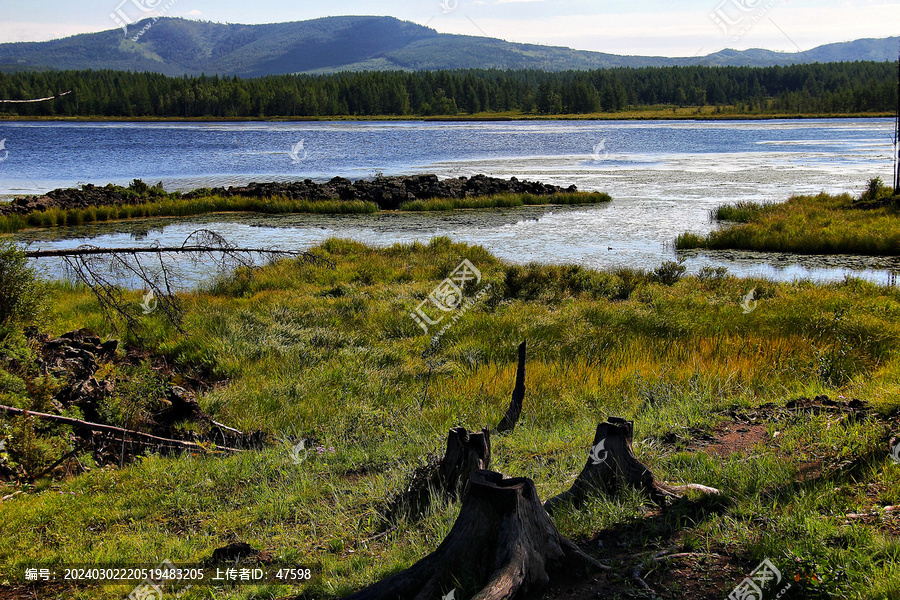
(0, 174), (579, 216)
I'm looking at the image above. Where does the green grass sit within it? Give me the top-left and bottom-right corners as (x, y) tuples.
(3, 238), (900, 598)
(398, 191), (611, 211)
(677, 191), (900, 255)
(0, 195), (380, 233)
(0, 192), (610, 233)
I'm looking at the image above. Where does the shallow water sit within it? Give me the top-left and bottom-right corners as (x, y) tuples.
(2, 118), (898, 287)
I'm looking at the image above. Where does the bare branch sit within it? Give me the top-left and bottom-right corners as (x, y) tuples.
(0, 90), (72, 103)
(0, 404), (244, 454)
(26, 229), (332, 338)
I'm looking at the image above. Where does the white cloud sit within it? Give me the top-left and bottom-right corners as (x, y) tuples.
(0, 21), (107, 43)
(429, 3), (900, 55)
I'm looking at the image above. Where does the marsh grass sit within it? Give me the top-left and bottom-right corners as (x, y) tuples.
(0, 196), (380, 233)
(2, 239), (900, 598)
(0, 192), (610, 233)
(677, 192), (900, 254)
(398, 191), (611, 211)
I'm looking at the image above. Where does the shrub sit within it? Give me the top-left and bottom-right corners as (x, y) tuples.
(651, 260), (687, 286)
(0, 242), (44, 329)
(697, 265), (729, 283)
(858, 177), (892, 203)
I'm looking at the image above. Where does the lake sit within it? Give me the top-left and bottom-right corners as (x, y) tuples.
(1, 118), (897, 286)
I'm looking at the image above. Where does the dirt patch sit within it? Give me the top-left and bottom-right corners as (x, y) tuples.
(700, 422), (770, 458)
(535, 536), (745, 600)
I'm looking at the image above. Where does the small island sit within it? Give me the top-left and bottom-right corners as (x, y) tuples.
(0, 174), (610, 233)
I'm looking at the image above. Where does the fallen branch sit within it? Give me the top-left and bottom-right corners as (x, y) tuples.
(844, 506), (898, 519)
(31, 440), (91, 480)
(0, 90), (72, 103)
(0, 405), (243, 454)
(27, 229), (331, 338)
(496, 340), (526, 433)
(667, 483), (721, 495)
(25, 246), (317, 258)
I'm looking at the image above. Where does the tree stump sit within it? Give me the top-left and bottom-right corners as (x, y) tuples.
(347, 470), (605, 600)
(495, 341), (526, 433)
(544, 417), (675, 514)
(385, 427), (491, 523)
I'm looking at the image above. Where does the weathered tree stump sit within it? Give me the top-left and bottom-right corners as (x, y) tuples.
(495, 341), (526, 433)
(385, 427), (491, 523)
(544, 417), (675, 514)
(348, 470), (605, 600)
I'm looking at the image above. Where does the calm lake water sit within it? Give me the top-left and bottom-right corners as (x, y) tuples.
(0, 118), (898, 287)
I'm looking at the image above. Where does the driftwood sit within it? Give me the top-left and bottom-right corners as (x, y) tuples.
(495, 341), (526, 433)
(544, 417), (676, 513)
(0, 405), (243, 454)
(348, 470), (607, 600)
(24, 246), (317, 258)
(0, 90), (71, 103)
(385, 427), (490, 523)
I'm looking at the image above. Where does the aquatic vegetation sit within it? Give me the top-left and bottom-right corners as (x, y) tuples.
(677, 188), (900, 255)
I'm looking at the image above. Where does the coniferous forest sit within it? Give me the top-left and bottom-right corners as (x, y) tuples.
(0, 61), (895, 118)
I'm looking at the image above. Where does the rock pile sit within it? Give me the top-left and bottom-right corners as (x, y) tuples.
(199, 174), (578, 210)
(0, 184), (146, 216)
(1, 174), (578, 216)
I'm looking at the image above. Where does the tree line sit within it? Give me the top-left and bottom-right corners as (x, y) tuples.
(0, 62), (895, 118)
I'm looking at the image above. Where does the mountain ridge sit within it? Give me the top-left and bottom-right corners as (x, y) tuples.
(0, 16), (896, 77)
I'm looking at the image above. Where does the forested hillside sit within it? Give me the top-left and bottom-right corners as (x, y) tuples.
(0, 62), (895, 118)
(1, 16), (897, 76)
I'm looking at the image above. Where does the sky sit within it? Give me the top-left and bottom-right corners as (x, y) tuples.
(2, 0), (899, 57)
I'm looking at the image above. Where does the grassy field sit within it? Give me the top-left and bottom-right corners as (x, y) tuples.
(676, 185), (900, 255)
(0, 191), (609, 234)
(2, 239), (900, 599)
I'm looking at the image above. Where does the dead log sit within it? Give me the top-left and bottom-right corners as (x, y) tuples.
(25, 246), (313, 258)
(348, 470), (606, 600)
(385, 427), (490, 523)
(0, 90), (71, 103)
(495, 341), (526, 433)
(544, 417), (674, 513)
(0, 404), (243, 454)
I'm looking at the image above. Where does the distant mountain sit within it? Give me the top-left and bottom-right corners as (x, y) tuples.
(0, 16), (896, 77)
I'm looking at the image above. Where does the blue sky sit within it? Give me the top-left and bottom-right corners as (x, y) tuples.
(3, 0), (899, 57)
